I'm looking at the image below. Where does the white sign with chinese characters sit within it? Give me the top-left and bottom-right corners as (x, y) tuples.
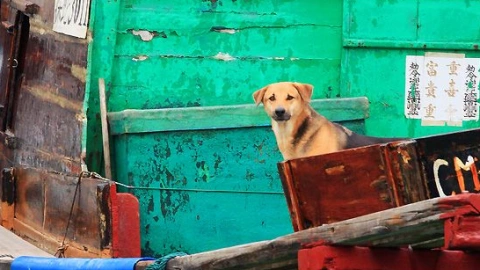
(53, 0), (91, 38)
(405, 55), (480, 125)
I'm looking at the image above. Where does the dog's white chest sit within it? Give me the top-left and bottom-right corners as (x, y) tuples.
(272, 121), (297, 159)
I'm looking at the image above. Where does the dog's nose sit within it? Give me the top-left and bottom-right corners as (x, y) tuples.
(275, 107), (286, 117)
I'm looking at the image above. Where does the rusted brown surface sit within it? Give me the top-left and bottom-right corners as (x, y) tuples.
(6, 168), (112, 257)
(278, 141), (431, 230)
(278, 162), (305, 232)
(384, 140), (429, 205)
(278, 128), (480, 231)
(1, 167), (141, 258)
(0, 0), (87, 174)
(0, 132), (14, 172)
(12, 27), (86, 173)
(0, 168), (14, 229)
(278, 145), (395, 229)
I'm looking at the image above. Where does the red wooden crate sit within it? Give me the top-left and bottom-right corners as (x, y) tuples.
(278, 140), (428, 231)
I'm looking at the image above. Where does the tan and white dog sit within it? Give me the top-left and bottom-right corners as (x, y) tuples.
(253, 82), (401, 160)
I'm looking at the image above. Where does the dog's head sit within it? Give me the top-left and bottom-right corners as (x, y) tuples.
(253, 82), (313, 122)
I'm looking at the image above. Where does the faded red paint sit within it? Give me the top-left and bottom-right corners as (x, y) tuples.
(301, 240), (330, 249)
(444, 216), (480, 250)
(111, 184), (141, 257)
(438, 194), (480, 250)
(298, 246), (480, 270)
(438, 194), (480, 220)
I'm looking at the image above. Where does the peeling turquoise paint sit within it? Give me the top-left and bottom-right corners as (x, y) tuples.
(86, 0), (480, 257)
(87, 0), (344, 256)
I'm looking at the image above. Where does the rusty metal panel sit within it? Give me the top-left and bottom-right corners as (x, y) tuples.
(8, 168), (113, 257)
(385, 140), (429, 205)
(278, 140), (429, 231)
(278, 145), (395, 230)
(12, 27), (86, 173)
(0, 0), (87, 174)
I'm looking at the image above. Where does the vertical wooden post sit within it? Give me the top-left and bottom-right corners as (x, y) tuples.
(99, 78), (112, 180)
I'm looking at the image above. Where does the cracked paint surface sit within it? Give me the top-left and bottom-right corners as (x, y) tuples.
(90, 0), (344, 258)
(87, 0), (480, 258)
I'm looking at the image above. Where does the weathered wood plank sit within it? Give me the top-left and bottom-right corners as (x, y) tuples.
(99, 78), (112, 179)
(107, 97), (369, 135)
(136, 194), (480, 270)
(278, 141), (427, 229)
(7, 168), (113, 257)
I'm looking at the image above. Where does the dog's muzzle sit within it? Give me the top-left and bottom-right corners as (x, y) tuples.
(272, 107), (291, 121)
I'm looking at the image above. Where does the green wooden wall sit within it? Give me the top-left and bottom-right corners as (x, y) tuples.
(86, 0), (344, 256)
(85, 0), (480, 257)
(341, 0), (480, 137)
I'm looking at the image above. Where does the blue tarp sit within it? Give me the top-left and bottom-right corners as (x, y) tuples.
(11, 256), (152, 270)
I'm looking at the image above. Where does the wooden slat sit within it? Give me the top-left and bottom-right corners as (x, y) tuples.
(279, 144), (399, 228)
(135, 194), (480, 270)
(107, 97), (370, 135)
(99, 78), (112, 179)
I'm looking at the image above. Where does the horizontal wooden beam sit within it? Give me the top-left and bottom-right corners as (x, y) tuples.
(135, 194), (480, 270)
(108, 97), (369, 135)
(343, 38), (480, 51)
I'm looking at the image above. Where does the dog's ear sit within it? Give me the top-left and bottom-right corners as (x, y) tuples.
(253, 86), (268, 105)
(293, 83), (313, 103)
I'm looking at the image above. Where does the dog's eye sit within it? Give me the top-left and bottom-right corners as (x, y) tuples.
(286, 95), (294, 100)
(269, 96), (276, 101)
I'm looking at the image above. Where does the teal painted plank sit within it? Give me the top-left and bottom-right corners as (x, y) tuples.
(418, 0), (480, 42)
(343, 39), (480, 51)
(113, 127), (292, 255)
(345, 0), (480, 43)
(114, 117), (363, 255)
(345, 1), (417, 40)
(118, 10), (335, 31)
(118, 1), (342, 30)
(117, 128), (282, 190)
(107, 97), (369, 135)
(121, 0), (341, 18)
(114, 26), (342, 59)
(114, 118), (365, 256)
(109, 58), (341, 110)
